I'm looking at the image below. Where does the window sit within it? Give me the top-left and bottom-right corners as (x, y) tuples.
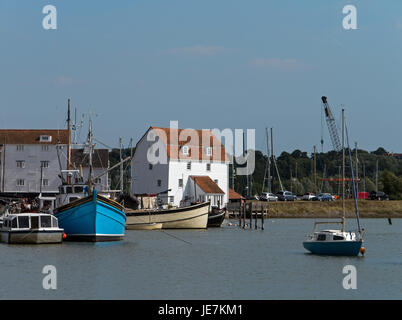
(41, 145), (50, 151)
(157, 180), (162, 187)
(75, 177), (84, 183)
(40, 216), (52, 228)
(169, 196), (174, 203)
(149, 164), (153, 170)
(16, 145), (24, 151)
(40, 161), (49, 168)
(11, 218), (18, 228)
(74, 186), (84, 193)
(17, 179), (25, 186)
(317, 234), (326, 241)
(18, 216), (30, 229)
(40, 135), (52, 142)
(333, 235), (345, 241)
(94, 178), (101, 184)
(214, 179), (218, 185)
(206, 147), (212, 156)
(31, 216), (39, 229)
(66, 186), (73, 194)
(51, 217), (58, 228)
(182, 146), (189, 155)
(178, 179), (183, 188)
(16, 160), (25, 168)
(42, 179), (49, 186)
(187, 162), (191, 170)
(206, 163), (211, 171)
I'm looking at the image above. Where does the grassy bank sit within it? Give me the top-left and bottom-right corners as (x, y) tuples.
(232, 200), (402, 218)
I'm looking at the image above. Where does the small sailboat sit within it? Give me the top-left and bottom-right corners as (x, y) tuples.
(303, 109), (365, 256)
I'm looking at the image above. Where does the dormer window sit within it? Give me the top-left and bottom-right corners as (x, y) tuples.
(206, 147), (212, 156)
(182, 146), (189, 156)
(40, 135), (52, 142)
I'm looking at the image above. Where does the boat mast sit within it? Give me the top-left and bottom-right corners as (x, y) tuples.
(88, 115), (94, 193)
(342, 109), (345, 232)
(120, 137), (123, 194)
(67, 99), (71, 184)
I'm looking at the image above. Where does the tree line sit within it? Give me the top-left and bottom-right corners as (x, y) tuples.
(108, 147), (402, 200)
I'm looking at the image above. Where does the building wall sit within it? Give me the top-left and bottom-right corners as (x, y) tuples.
(167, 160), (229, 207)
(131, 128), (229, 208)
(131, 133), (169, 196)
(0, 144), (68, 193)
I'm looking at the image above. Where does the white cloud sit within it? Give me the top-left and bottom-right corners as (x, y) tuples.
(166, 45), (227, 56)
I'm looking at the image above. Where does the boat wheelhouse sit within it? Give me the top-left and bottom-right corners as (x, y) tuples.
(0, 213), (64, 244)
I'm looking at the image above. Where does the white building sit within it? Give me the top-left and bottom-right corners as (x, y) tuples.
(131, 126), (230, 208)
(0, 129), (110, 196)
(0, 129), (69, 195)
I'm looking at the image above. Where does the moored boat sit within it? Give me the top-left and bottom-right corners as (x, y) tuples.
(0, 213), (64, 244)
(303, 108), (365, 256)
(54, 189), (126, 241)
(207, 206), (225, 227)
(126, 201), (210, 229)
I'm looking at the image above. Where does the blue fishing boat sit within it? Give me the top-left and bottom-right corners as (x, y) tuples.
(303, 108), (365, 256)
(53, 188), (126, 242)
(52, 101), (128, 242)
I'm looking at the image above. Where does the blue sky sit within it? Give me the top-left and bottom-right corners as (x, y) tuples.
(0, 0), (401, 155)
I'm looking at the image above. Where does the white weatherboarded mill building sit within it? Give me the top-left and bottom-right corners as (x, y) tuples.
(131, 126), (230, 208)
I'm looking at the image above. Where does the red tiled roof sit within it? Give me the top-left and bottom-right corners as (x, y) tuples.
(189, 176), (225, 194)
(229, 188), (244, 200)
(150, 127), (229, 162)
(0, 129), (69, 145)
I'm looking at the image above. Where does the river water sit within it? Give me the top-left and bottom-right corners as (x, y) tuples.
(0, 218), (400, 299)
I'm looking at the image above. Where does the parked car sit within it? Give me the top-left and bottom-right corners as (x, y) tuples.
(302, 192), (316, 201)
(260, 192), (278, 202)
(369, 191), (389, 200)
(276, 190), (297, 201)
(312, 193), (334, 201)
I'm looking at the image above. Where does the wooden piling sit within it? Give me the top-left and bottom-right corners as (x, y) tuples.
(261, 205), (264, 230)
(243, 204), (247, 229)
(249, 203), (252, 229)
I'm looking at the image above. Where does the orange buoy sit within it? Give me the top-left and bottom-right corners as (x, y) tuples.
(62, 233), (67, 239)
(360, 247), (366, 255)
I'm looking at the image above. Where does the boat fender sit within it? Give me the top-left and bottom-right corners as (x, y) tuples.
(360, 247), (366, 255)
(62, 233), (67, 239)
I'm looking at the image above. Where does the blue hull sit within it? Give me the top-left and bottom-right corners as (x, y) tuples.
(303, 240), (363, 256)
(54, 190), (126, 242)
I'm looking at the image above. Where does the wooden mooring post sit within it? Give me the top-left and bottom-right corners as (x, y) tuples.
(249, 203), (252, 229)
(261, 205), (264, 230)
(255, 205), (258, 229)
(242, 204), (247, 229)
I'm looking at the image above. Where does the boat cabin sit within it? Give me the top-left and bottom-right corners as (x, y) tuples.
(2, 213), (59, 231)
(310, 230), (357, 242)
(57, 184), (89, 206)
(56, 184), (112, 208)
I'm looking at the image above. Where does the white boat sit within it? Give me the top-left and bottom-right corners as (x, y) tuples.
(0, 213), (64, 244)
(125, 201), (210, 229)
